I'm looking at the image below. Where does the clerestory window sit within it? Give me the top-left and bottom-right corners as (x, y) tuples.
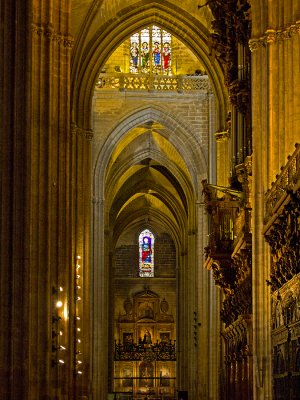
(130, 26), (172, 75)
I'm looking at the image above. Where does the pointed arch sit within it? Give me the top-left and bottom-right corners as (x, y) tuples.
(93, 104), (208, 202)
(71, 0), (227, 131)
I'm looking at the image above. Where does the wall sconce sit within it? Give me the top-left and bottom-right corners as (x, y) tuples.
(193, 311), (201, 347)
(52, 285), (66, 367)
(74, 255), (83, 376)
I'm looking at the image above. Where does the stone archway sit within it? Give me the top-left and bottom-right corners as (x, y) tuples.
(71, 0), (227, 132)
(90, 89), (217, 397)
(69, 3), (227, 398)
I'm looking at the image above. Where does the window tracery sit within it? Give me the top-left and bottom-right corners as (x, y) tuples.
(130, 26), (172, 75)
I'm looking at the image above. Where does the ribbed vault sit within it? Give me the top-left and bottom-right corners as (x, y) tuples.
(105, 126), (193, 249)
(88, 3), (220, 398)
(94, 105), (207, 198)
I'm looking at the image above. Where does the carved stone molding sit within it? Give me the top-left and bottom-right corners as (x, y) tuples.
(222, 313), (252, 380)
(215, 131), (230, 141)
(31, 22), (74, 47)
(235, 156), (252, 209)
(96, 73), (210, 92)
(221, 277), (252, 326)
(92, 196), (104, 206)
(229, 79), (250, 115)
(249, 20), (300, 52)
(221, 314), (253, 398)
(71, 123), (94, 140)
(203, 158), (252, 327)
(271, 273), (300, 400)
(271, 274), (300, 331)
(264, 143), (300, 224)
(265, 192), (300, 292)
(210, 258), (236, 295)
(233, 248), (251, 283)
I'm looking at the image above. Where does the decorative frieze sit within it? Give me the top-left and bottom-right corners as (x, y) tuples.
(95, 73), (211, 92)
(31, 22), (74, 47)
(114, 340), (176, 362)
(249, 20), (300, 52)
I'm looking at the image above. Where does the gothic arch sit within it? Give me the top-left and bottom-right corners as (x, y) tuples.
(112, 207), (183, 253)
(72, 0), (227, 131)
(93, 105), (208, 202)
(91, 104), (204, 399)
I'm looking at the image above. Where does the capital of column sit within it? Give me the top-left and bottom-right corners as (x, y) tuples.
(92, 196), (104, 206)
(31, 22), (74, 48)
(215, 131), (230, 142)
(249, 20), (300, 52)
(71, 123), (94, 140)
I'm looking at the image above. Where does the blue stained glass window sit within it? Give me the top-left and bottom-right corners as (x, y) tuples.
(139, 229), (155, 277)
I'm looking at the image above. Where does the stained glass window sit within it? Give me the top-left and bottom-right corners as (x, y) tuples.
(139, 229), (155, 277)
(130, 26), (172, 75)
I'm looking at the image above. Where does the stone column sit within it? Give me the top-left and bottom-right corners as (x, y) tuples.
(91, 195), (109, 400)
(176, 241), (189, 393)
(251, 38), (273, 400)
(250, 1), (273, 399)
(176, 205), (198, 399)
(0, 1), (73, 398)
(208, 92), (217, 184)
(196, 198), (220, 400)
(71, 125), (93, 398)
(250, 1), (300, 398)
(0, 1), (30, 398)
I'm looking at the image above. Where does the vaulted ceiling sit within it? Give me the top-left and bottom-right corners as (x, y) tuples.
(71, 0), (225, 249)
(105, 126), (192, 245)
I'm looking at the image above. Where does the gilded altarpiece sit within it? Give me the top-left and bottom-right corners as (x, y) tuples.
(264, 144), (300, 400)
(113, 288), (176, 398)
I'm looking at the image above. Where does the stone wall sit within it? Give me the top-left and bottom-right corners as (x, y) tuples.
(114, 232), (176, 278)
(92, 90), (210, 162)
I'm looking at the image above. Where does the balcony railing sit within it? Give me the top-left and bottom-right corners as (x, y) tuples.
(114, 340), (176, 362)
(95, 73), (210, 92)
(265, 143), (300, 223)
